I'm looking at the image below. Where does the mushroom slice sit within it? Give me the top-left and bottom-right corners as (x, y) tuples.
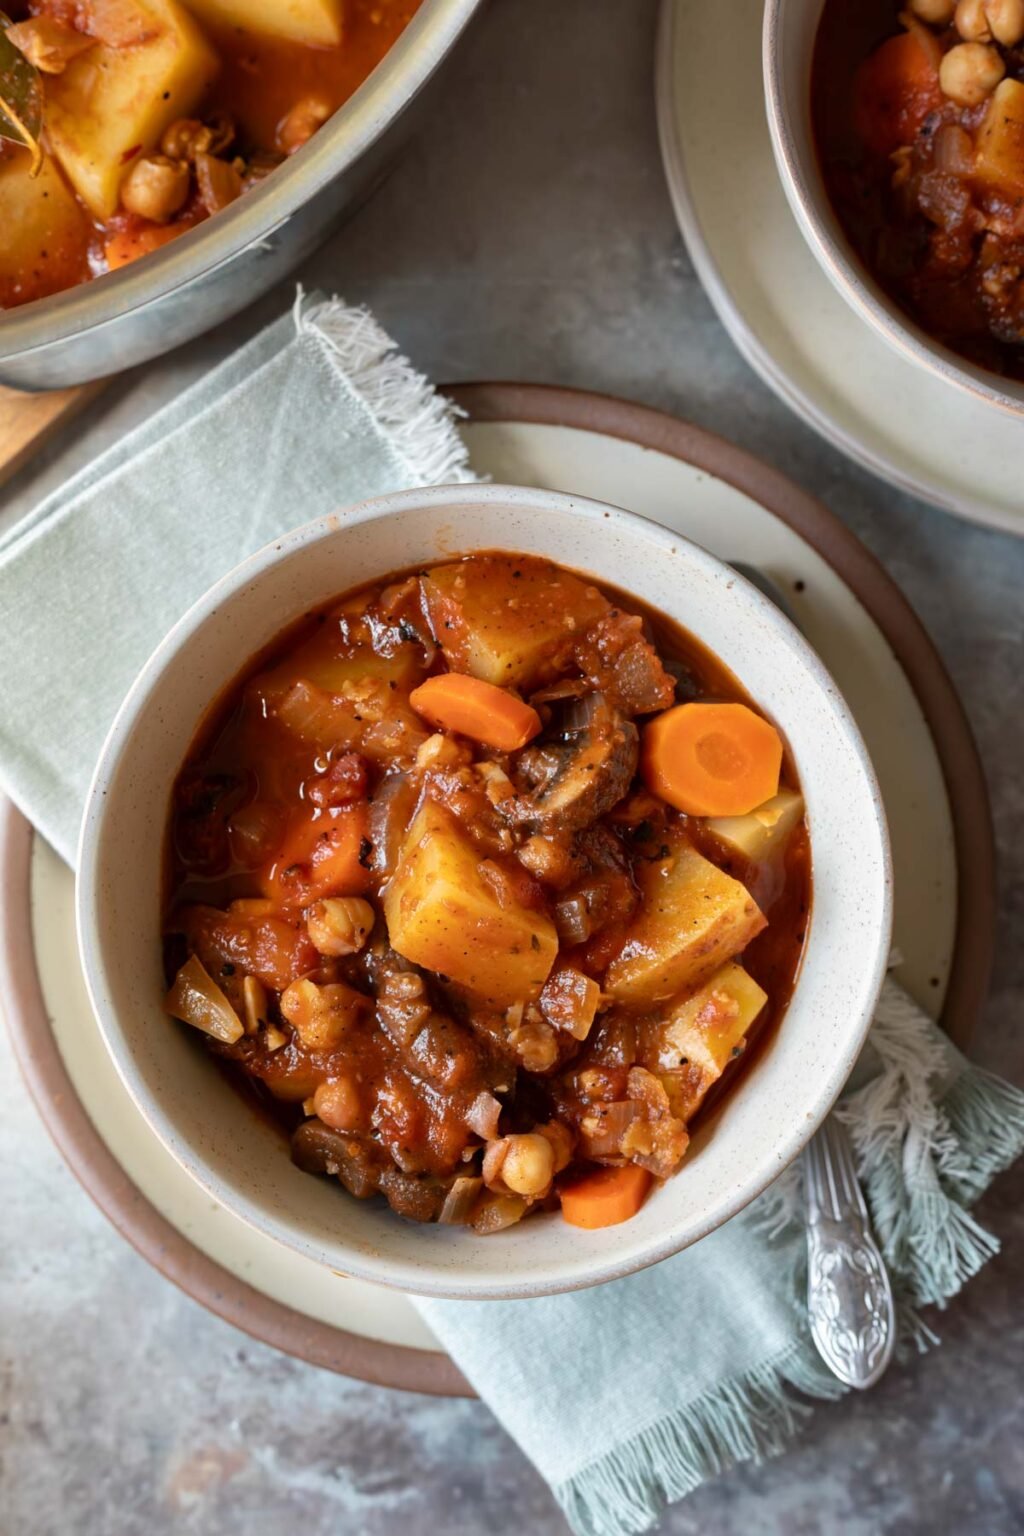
(513, 692), (638, 833)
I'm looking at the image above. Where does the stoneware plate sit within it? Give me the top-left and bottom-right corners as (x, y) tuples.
(0, 384), (995, 1395)
(656, 0), (1024, 537)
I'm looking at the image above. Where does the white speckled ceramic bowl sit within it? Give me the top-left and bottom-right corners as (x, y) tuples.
(764, 0), (1024, 417)
(77, 483), (891, 1300)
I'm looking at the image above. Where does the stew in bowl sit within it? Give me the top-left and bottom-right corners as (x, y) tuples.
(79, 485), (890, 1299)
(163, 553), (811, 1236)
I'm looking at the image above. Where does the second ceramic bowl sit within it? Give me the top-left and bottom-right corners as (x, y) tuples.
(76, 483), (892, 1300)
(763, 0), (1024, 418)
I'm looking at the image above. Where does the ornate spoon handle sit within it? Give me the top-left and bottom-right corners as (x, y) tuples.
(803, 1115), (895, 1389)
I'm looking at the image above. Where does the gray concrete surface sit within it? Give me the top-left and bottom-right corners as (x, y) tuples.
(2, 3), (1023, 1533)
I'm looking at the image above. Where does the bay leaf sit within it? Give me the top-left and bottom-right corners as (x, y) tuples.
(0, 10), (43, 174)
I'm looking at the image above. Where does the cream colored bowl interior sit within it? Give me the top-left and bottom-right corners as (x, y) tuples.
(77, 485), (891, 1300)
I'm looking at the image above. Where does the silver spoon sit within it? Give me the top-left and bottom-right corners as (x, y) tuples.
(730, 561), (895, 1390)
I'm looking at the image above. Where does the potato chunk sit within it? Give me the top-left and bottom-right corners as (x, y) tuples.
(976, 78), (1024, 198)
(421, 555), (609, 689)
(0, 152), (91, 306)
(45, 0), (219, 219)
(652, 962), (767, 1122)
(181, 0), (343, 46)
(383, 800), (557, 1007)
(704, 789), (805, 864)
(605, 836), (766, 1006)
(255, 634), (424, 707)
(657, 962), (767, 1076)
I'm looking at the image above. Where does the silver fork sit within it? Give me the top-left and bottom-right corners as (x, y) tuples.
(730, 562), (895, 1390)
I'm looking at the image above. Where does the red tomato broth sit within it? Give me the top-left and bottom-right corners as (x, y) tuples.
(201, 0), (422, 151)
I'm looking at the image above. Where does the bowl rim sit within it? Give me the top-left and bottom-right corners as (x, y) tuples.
(0, 0), (482, 365)
(76, 482), (893, 1299)
(762, 0), (1024, 419)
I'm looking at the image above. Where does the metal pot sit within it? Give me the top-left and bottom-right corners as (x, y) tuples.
(0, 0), (483, 391)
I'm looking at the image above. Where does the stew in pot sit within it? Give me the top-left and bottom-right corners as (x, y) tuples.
(0, 0), (421, 308)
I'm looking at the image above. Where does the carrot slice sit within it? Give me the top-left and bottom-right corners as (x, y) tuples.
(852, 31), (943, 159)
(409, 673), (541, 751)
(560, 1165), (653, 1230)
(261, 803), (370, 909)
(641, 702), (782, 818)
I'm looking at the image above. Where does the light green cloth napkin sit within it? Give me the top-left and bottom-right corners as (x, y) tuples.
(0, 295), (1020, 1536)
(0, 294), (472, 864)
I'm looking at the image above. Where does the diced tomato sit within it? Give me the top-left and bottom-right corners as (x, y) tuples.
(182, 905), (317, 993)
(852, 32), (943, 159)
(261, 803), (371, 909)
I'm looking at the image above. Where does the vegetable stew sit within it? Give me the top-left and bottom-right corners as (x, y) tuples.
(0, 0), (421, 308)
(163, 554), (811, 1235)
(815, 0), (1024, 378)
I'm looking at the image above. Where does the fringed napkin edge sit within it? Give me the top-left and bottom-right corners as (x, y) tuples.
(553, 974), (1024, 1536)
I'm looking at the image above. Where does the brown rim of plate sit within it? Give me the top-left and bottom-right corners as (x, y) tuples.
(0, 382), (996, 1400)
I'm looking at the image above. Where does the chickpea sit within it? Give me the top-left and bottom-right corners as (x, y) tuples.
(516, 833), (574, 886)
(536, 1120), (574, 1174)
(120, 155), (190, 223)
(277, 95), (332, 155)
(939, 40), (1005, 103)
(910, 0), (955, 21)
(497, 1134), (554, 1197)
(161, 113), (235, 162)
(307, 896), (375, 957)
(313, 1076), (363, 1133)
(280, 978), (367, 1050)
(955, 0), (992, 36)
(161, 117), (205, 160)
(985, 0), (1024, 44)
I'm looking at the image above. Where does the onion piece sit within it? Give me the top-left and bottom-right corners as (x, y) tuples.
(165, 955), (244, 1044)
(529, 678), (589, 705)
(482, 1138), (511, 1188)
(466, 1091), (503, 1140)
(933, 122), (974, 176)
(368, 771), (416, 880)
(195, 150), (242, 214)
(580, 1100), (639, 1158)
(553, 893), (592, 945)
(471, 1192), (531, 1234)
(438, 1175), (484, 1225)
